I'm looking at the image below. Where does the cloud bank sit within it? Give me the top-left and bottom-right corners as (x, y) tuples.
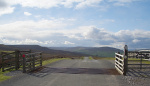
(0, 18), (149, 49)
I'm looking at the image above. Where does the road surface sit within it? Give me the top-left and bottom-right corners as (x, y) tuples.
(0, 57), (128, 86)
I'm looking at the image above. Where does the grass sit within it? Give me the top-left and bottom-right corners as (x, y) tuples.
(94, 57), (115, 60)
(128, 58), (150, 64)
(42, 58), (69, 66)
(0, 70), (12, 82)
(89, 56), (94, 60)
(0, 50), (14, 53)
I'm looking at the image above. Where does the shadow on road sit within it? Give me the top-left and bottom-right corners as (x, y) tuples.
(126, 69), (150, 78)
(28, 66), (120, 78)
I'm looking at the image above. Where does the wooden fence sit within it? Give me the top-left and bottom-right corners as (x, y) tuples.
(0, 50), (42, 73)
(1, 52), (16, 72)
(23, 52), (42, 73)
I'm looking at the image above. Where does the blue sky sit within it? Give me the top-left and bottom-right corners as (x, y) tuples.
(0, 0), (150, 49)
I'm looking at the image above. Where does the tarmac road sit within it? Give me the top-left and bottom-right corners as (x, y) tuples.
(0, 57), (129, 86)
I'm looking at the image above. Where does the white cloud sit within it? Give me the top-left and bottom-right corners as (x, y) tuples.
(108, 0), (138, 3)
(0, 6), (14, 16)
(0, 19), (68, 31)
(75, 0), (103, 9)
(0, 0), (15, 16)
(108, 0), (140, 6)
(132, 39), (140, 43)
(24, 12), (32, 16)
(5, 0), (62, 9)
(81, 26), (114, 41)
(0, 0), (142, 16)
(0, 18), (73, 42)
(10, 0), (103, 9)
(1, 38), (44, 45)
(64, 41), (75, 45)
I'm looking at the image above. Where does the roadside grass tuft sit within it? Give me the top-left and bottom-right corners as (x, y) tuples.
(0, 70), (12, 82)
(89, 56), (94, 60)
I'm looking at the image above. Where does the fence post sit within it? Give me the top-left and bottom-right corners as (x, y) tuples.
(15, 50), (20, 70)
(123, 45), (128, 75)
(29, 49), (32, 53)
(1, 52), (4, 72)
(40, 53), (42, 66)
(140, 54), (142, 69)
(0, 53), (1, 71)
(32, 54), (35, 70)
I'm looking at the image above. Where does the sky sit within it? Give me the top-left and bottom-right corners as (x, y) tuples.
(0, 0), (150, 49)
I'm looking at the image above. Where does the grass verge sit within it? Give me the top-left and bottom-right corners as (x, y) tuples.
(42, 58), (69, 66)
(94, 57), (115, 60)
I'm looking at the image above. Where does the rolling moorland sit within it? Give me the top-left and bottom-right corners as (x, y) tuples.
(0, 44), (123, 59)
(0, 44), (87, 60)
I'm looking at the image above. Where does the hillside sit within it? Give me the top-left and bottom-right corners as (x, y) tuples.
(0, 44), (15, 51)
(0, 44), (88, 59)
(49, 47), (123, 57)
(0, 44), (123, 58)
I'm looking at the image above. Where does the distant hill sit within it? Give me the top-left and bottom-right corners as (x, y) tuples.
(0, 44), (15, 51)
(0, 44), (123, 58)
(0, 44), (88, 59)
(49, 47), (123, 57)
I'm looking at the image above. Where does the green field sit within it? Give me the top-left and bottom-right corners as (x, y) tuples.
(128, 58), (150, 64)
(93, 57), (115, 60)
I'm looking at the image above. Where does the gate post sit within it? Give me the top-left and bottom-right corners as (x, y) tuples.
(123, 45), (128, 75)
